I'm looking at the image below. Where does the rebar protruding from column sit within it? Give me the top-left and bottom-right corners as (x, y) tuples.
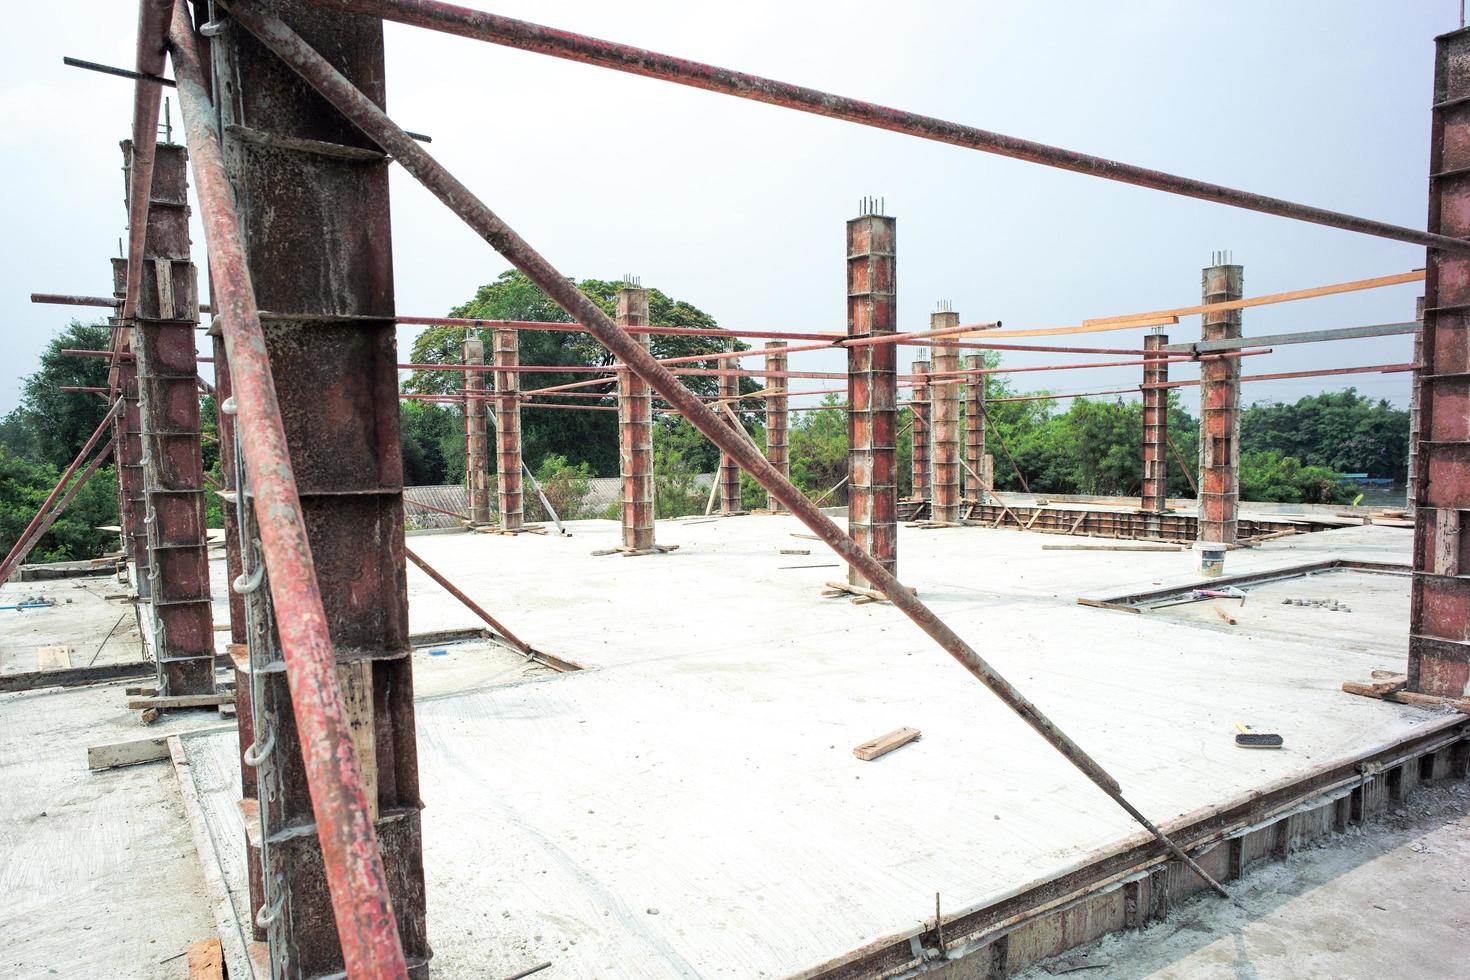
(910, 359), (932, 503)
(1140, 332), (1170, 515)
(930, 312), (962, 524)
(963, 353), (988, 502)
(765, 342), (789, 511)
(718, 345), (743, 515)
(493, 327), (524, 530)
(1198, 259), (1244, 559)
(463, 331), (493, 525)
(617, 286), (655, 549)
(847, 211), (898, 587)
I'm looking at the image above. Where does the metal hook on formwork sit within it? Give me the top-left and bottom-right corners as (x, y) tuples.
(232, 561), (265, 595)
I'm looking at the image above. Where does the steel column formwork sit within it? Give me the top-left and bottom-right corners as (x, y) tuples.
(718, 346), (743, 515)
(617, 286), (655, 549)
(910, 359), (931, 503)
(847, 208), (898, 587)
(210, 320), (248, 647)
(1198, 260), (1243, 559)
(493, 327), (524, 530)
(930, 310), (962, 524)
(124, 138), (215, 694)
(1141, 332), (1170, 515)
(200, 2), (427, 974)
(963, 352), (988, 501)
(765, 341), (789, 511)
(110, 258), (152, 596)
(1408, 297), (1425, 515)
(1410, 28), (1470, 698)
(463, 332), (493, 524)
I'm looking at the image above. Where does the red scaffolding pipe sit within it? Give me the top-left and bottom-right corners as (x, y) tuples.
(165, 7), (409, 976)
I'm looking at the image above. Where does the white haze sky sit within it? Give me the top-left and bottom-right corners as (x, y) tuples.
(0, 1), (1458, 417)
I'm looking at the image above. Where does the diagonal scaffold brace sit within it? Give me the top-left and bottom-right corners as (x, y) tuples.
(221, 0), (1230, 899)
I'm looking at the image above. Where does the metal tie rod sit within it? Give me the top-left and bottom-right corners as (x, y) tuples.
(225, 0), (1229, 898)
(302, 0), (1464, 256)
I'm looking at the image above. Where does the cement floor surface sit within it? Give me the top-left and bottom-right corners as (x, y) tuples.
(166, 517), (1466, 978)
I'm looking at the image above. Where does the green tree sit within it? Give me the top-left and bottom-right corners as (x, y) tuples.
(0, 447), (119, 563)
(1239, 450), (1353, 504)
(1, 321), (113, 469)
(1241, 389), (1408, 479)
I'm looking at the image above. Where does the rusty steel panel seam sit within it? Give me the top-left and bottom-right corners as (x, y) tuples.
(1410, 28), (1470, 699)
(493, 327), (524, 529)
(225, 0), (1230, 897)
(166, 3), (415, 977)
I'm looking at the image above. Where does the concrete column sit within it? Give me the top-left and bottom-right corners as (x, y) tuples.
(718, 349), (743, 515)
(764, 342), (789, 511)
(617, 286), (655, 549)
(963, 353), (988, 501)
(123, 139), (214, 695)
(930, 310), (962, 524)
(909, 359), (931, 503)
(846, 207), (898, 587)
(1197, 257), (1243, 567)
(1410, 29), (1470, 698)
(215, 8), (427, 973)
(1140, 332), (1170, 514)
(493, 328), (524, 531)
(462, 332), (492, 525)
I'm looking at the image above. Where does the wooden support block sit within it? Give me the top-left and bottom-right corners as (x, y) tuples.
(853, 726), (921, 761)
(124, 685), (159, 697)
(186, 937), (225, 980)
(87, 724), (233, 770)
(779, 548), (811, 556)
(127, 693), (235, 710)
(1342, 677), (1407, 699)
(339, 660), (378, 821)
(36, 645), (74, 670)
(1434, 509), (1461, 576)
(1214, 605), (1237, 626)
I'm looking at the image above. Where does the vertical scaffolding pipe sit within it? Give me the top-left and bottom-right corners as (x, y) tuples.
(764, 341), (789, 511)
(847, 208), (898, 587)
(963, 352), (988, 501)
(492, 327), (524, 530)
(463, 331), (493, 524)
(192, 3), (427, 973)
(910, 359), (932, 503)
(126, 138), (215, 695)
(1197, 258), (1243, 574)
(1410, 27), (1470, 698)
(930, 312), (962, 524)
(1140, 332), (1170, 515)
(718, 346), (743, 515)
(617, 285), (655, 548)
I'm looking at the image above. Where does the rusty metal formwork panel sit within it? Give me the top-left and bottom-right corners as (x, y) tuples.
(909, 359), (931, 502)
(1411, 28), (1470, 698)
(963, 352), (987, 501)
(1141, 332), (1170, 515)
(492, 328), (524, 530)
(847, 211), (898, 587)
(718, 345), (743, 515)
(930, 313), (962, 524)
(1408, 297), (1425, 514)
(463, 333), (492, 524)
(764, 342), (789, 512)
(110, 259), (151, 596)
(209, 322), (248, 648)
(617, 287), (655, 549)
(122, 140), (215, 695)
(211, 3), (428, 975)
(1198, 262), (1243, 547)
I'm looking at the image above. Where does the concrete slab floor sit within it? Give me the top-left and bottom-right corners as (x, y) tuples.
(1012, 782), (1470, 980)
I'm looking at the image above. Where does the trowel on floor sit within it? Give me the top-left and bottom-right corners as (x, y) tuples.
(1234, 722), (1284, 749)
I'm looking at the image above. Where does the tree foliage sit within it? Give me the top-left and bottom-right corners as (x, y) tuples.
(0, 447), (119, 562)
(1240, 389), (1408, 479)
(1, 321), (113, 469)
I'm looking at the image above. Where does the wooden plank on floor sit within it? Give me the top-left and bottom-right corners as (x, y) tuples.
(127, 693), (234, 710)
(36, 645), (74, 670)
(853, 726), (921, 761)
(87, 723), (235, 770)
(186, 937), (224, 979)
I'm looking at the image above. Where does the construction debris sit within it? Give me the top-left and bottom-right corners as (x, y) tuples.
(853, 727), (921, 761)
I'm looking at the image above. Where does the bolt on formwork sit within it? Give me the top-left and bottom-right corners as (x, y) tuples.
(718, 345), (743, 515)
(109, 258), (151, 599)
(493, 327), (524, 531)
(963, 352), (990, 501)
(617, 285), (656, 549)
(910, 359), (932, 503)
(929, 309), (962, 524)
(463, 331), (493, 524)
(846, 207), (898, 587)
(764, 341), (790, 511)
(1140, 331), (1170, 517)
(198, 6), (428, 974)
(123, 138), (214, 695)
(1198, 258), (1244, 569)
(1410, 27), (1470, 699)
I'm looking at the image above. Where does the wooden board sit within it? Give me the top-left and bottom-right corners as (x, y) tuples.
(36, 645), (74, 670)
(88, 724), (235, 770)
(853, 727), (921, 762)
(127, 694), (235, 710)
(186, 937), (224, 979)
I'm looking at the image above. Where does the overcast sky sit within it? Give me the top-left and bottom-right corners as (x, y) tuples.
(0, 1), (1457, 417)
